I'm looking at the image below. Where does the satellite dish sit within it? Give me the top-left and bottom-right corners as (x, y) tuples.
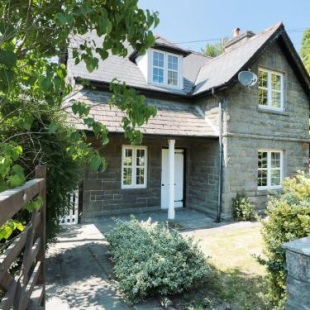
(238, 71), (258, 87)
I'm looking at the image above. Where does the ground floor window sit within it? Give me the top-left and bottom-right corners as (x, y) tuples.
(258, 150), (283, 189)
(121, 146), (147, 188)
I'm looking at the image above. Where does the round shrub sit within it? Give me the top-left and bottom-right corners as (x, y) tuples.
(106, 217), (209, 304)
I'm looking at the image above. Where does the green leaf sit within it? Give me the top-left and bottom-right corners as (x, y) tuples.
(84, 56), (99, 73)
(25, 196), (43, 212)
(0, 219), (24, 240)
(48, 123), (58, 133)
(0, 49), (17, 68)
(0, 225), (13, 240)
(7, 173), (25, 188)
(71, 102), (90, 117)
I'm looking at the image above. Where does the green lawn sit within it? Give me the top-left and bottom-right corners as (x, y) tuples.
(173, 223), (268, 310)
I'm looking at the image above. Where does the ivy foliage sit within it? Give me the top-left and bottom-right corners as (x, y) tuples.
(0, 0), (159, 242)
(106, 217), (209, 304)
(260, 172), (310, 308)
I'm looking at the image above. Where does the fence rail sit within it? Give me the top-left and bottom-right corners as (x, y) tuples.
(0, 166), (46, 310)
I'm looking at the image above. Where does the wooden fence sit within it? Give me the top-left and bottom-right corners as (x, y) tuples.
(0, 166), (46, 310)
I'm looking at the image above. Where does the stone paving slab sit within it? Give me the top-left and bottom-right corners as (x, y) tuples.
(46, 224), (128, 310)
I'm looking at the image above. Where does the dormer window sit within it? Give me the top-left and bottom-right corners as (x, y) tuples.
(150, 50), (183, 89)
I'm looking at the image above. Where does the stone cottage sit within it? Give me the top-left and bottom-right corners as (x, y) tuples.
(66, 22), (310, 222)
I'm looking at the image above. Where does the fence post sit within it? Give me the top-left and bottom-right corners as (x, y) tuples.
(35, 165), (47, 307)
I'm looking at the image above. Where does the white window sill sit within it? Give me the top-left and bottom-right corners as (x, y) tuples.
(121, 186), (147, 190)
(257, 106), (288, 116)
(148, 81), (183, 91)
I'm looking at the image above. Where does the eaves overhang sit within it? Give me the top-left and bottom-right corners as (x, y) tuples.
(77, 78), (193, 103)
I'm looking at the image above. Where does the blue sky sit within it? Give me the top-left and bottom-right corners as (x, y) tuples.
(138, 0), (310, 54)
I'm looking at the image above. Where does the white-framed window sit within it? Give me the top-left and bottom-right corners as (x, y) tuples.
(258, 150), (283, 189)
(121, 146), (147, 189)
(150, 50), (182, 88)
(258, 68), (284, 111)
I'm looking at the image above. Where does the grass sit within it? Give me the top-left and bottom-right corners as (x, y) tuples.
(172, 223), (269, 310)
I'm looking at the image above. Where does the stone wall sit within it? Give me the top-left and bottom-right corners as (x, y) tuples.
(283, 237), (310, 309)
(80, 134), (219, 222)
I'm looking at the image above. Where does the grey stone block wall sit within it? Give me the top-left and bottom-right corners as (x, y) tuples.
(283, 237), (310, 309)
(187, 139), (219, 217)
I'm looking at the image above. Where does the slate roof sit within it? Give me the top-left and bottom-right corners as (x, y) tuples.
(65, 89), (218, 137)
(193, 23), (282, 94)
(68, 22), (310, 98)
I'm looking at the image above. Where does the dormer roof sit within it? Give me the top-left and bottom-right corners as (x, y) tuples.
(129, 35), (190, 61)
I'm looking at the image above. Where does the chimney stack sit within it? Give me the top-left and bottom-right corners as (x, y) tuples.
(233, 27), (240, 37)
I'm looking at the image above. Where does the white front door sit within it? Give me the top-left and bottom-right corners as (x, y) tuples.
(161, 149), (184, 209)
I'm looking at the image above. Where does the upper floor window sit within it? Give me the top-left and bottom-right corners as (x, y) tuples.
(258, 68), (284, 111)
(121, 146), (147, 189)
(258, 150), (283, 190)
(151, 50), (182, 88)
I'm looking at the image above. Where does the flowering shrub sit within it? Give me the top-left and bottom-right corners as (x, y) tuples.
(260, 172), (310, 308)
(106, 217), (209, 304)
(232, 192), (257, 221)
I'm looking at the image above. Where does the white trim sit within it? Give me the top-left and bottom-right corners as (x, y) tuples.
(148, 49), (183, 89)
(121, 145), (147, 189)
(168, 139), (175, 220)
(258, 149), (283, 190)
(258, 68), (284, 111)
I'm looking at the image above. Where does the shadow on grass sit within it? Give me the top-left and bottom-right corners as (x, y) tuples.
(171, 264), (269, 310)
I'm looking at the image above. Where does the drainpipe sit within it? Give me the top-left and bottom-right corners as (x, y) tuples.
(216, 101), (223, 222)
(212, 89), (223, 222)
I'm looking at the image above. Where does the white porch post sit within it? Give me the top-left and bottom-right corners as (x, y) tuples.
(168, 139), (175, 220)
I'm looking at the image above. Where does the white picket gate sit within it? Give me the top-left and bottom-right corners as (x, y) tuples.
(59, 190), (79, 225)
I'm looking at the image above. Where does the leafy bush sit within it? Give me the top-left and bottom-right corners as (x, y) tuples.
(232, 192), (257, 221)
(106, 217), (209, 304)
(260, 172), (310, 308)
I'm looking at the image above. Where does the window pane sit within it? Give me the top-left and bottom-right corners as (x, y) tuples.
(168, 55), (178, 71)
(259, 89), (268, 106)
(271, 152), (281, 168)
(271, 74), (281, 90)
(124, 149), (132, 166)
(136, 149), (145, 166)
(258, 170), (267, 187)
(123, 168), (132, 185)
(271, 91), (281, 108)
(136, 168), (145, 185)
(153, 68), (164, 83)
(258, 152), (267, 168)
(168, 71), (178, 85)
(271, 170), (281, 186)
(259, 70), (268, 88)
(153, 52), (164, 67)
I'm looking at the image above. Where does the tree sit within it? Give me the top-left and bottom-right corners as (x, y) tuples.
(300, 28), (310, 74)
(202, 39), (227, 57)
(0, 0), (159, 242)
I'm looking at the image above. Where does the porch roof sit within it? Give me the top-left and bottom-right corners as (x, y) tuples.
(66, 89), (219, 138)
